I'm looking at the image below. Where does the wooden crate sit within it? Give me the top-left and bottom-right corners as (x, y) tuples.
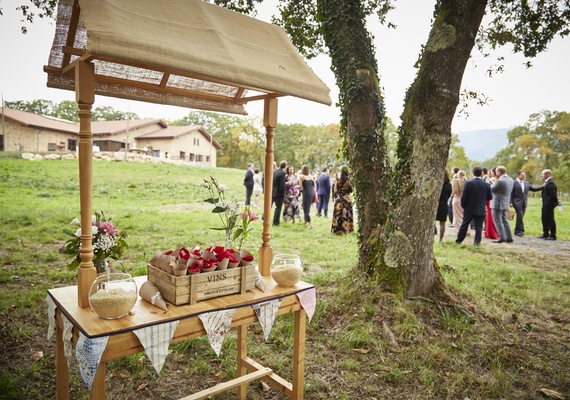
(147, 264), (256, 306)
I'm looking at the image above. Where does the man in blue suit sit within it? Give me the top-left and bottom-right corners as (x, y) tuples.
(316, 168), (331, 217)
(455, 166), (492, 245)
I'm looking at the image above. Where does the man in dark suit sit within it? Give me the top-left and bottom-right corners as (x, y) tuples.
(272, 160), (288, 226)
(316, 168), (331, 217)
(243, 163), (254, 206)
(456, 167), (492, 245)
(510, 171), (535, 236)
(530, 169), (561, 240)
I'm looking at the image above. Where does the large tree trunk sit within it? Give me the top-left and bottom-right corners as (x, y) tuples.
(319, 0), (392, 269)
(320, 0), (487, 298)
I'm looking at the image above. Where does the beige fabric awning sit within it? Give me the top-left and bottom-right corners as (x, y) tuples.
(45, 0), (331, 114)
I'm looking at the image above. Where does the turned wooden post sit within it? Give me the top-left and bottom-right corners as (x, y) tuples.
(75, 60), (97, 308)
(258, 97), (277, 276)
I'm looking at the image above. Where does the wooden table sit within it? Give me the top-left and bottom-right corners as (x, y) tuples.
(48, 276), (314, 399)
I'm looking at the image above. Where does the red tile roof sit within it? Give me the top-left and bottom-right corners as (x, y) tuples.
(137, 125), (223, 149)
(1, 107), (221, 149)
(1, 106), (77, 133)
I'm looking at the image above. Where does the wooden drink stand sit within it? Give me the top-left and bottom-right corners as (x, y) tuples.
(44, 0), (330, 398)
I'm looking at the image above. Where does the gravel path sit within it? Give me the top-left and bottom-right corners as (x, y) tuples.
(443, 226), (570, 257)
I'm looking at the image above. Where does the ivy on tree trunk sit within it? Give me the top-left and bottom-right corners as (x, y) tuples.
(319, 0), (487, 298)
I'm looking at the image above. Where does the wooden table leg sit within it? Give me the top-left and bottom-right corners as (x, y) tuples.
(89, 362), (106, 400)
(55, 319), (70, 400)
(236, 324), (248, 399)
(291, 308), (307, 400)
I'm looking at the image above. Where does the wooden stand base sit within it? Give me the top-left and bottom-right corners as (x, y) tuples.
(49, 276), (311, 399)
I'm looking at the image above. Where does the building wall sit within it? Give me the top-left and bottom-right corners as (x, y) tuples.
(1, 118), (218, 167)
(95, 123), (165, 152)
(136, 131), (217, 167)
(2, 120), (75, 152)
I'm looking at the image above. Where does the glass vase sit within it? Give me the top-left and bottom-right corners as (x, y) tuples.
(94, 259), (109, 274)
(270, 254), (303, 287)
(88, 273), (137, 319)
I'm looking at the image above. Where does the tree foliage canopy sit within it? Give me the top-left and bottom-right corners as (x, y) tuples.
(494, 110), (570, 191)
(5, 99), (139, 122)
(170, 110), (344, 171)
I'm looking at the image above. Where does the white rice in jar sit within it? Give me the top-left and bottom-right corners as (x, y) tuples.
(271, 264), (303, 287)
(89, 288), (137, 319)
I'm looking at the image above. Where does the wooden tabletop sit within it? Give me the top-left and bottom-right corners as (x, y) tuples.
(48, 276), (314, 338)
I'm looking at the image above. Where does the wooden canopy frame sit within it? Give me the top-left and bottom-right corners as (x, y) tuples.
(45, 0), (330, 307)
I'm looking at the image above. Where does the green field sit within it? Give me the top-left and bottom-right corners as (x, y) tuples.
(0, 153), (568, 399)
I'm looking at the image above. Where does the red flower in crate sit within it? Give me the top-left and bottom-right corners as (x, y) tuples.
(188, 261), (203, 274)
(178, 247), (190, 261)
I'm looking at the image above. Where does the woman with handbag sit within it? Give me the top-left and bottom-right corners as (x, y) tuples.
(297, 165), (315, 228)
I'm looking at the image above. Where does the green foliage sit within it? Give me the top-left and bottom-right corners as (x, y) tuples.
(92, 106), (139, 121)
(274, 123), (344, 170)
(485, 1), (570, 58)
(273, 0), (324, 59)
(5, 99), (139, 122)
(52, 100), (79, 122)
(446, 134), (472, 172)
(170, 110), (343, 171)
(5, 99), (54, 115)
(493, 110), (570, 192)
(210, 0), (262, 15)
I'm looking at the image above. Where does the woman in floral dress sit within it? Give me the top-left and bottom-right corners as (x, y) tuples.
(331, 167), (354, 234)
(283, 165), (300, 223)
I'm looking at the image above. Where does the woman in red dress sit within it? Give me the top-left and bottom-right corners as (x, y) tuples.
(484, 168), (499, 239)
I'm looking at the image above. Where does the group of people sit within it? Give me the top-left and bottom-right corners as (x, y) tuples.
(243, 162), (354, 234)
(436, 165), (561, 245)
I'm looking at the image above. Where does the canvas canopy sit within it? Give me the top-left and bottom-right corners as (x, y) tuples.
(45, 0), (331, 308)
(45, 0), (331, 113)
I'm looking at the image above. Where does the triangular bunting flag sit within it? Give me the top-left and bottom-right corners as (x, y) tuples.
(61, 314), (75, 363)
(253, 299), (281, 340)
(198, 309), (235, 356)
(46, 295), (56, 340)
(296, 287), (316, 323)
(134, 320), (179, 374)
(75, 333), (109, 390)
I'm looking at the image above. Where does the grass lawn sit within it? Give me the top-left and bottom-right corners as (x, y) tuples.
(0, 153), (568, 399)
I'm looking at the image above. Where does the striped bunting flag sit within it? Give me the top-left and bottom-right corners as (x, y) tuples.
(253, 299), (281, 340)
(134, 321), (179, 373)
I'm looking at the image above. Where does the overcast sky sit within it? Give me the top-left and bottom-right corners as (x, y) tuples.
(1, 1), (568, 134)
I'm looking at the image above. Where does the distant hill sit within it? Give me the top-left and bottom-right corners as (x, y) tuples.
(456, 128), (509, 162)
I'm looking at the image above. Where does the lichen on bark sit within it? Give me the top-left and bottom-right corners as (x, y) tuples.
(384, 230), (412, 269)
(426, 22), (457, 52)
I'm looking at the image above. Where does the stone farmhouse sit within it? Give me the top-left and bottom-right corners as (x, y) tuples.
(0, 107), (222, 167)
